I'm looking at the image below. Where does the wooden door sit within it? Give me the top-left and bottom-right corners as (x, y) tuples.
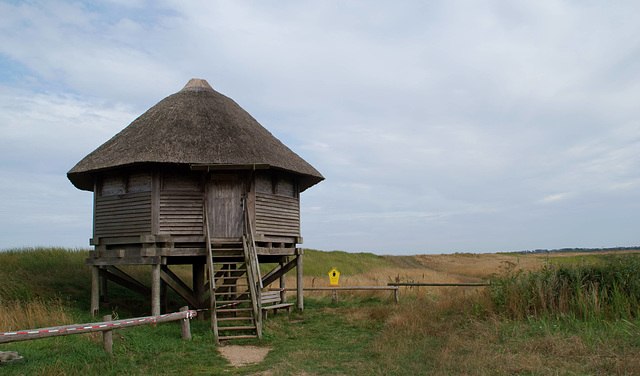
(206, 175), (244, 238)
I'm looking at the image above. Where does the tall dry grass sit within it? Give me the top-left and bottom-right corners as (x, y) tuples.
(0, 297), (76, 332)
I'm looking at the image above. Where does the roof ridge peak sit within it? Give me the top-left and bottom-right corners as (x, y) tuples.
(181, 78), (214, 92)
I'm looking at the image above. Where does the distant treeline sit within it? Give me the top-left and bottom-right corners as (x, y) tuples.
(511, 246), (640, 254)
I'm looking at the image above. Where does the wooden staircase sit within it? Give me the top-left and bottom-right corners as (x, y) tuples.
(204, 196), (263, 343)
(210, 245), (260, 341)
(207, 242), (263, 343)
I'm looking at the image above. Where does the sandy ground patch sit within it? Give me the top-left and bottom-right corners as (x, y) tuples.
(218, 345), (271, 367)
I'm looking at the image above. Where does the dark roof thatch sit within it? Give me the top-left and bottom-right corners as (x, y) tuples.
(68, 79), (323, 192)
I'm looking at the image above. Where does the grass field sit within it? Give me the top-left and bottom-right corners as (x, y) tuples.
(1, 247), (640, 375)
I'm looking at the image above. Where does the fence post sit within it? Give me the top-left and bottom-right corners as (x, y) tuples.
(102, 314), (113, 355)
(332, 289), (338, 304)
(179, 306), (192, 341)
(394, 288), (399, 303)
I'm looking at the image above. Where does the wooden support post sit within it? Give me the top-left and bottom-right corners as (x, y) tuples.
(100, 266), (108, 303)
(151, 264), (161, 316)
(296, 252), (303, 311)
(91, 266), (100, 317)
(332, 289), (338, 304)
(102, 314), (113, 355)
(394, 288), (399, 303)
(179, 306), (192, 340)
(279, 257), (287, 303)
(161, 279), (168, 314)
(193, 263), (205, 309)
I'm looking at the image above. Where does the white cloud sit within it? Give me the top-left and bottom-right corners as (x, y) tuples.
(539, 193), (573, 204)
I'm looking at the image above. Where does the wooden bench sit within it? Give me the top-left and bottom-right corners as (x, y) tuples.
(260, 291), (294, 319)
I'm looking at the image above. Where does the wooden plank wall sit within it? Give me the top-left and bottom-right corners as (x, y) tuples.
(159, 171), (204, 236)
(159, 192), (203, 235)
(255, 193), (300, 237)
(95, 172), (153, 238)
(95, 192), (152, 237)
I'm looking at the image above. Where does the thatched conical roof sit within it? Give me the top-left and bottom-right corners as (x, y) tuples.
(68, 79), (323, 192)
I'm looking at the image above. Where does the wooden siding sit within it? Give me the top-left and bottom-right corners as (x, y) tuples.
(159, 192), (204, 235)
(95, 192), (152, 237)
(255, 193), (300, 237)
(100, 172), (152, 197)
(127, 172), (152, 193)
(255, 172), (272, 195)
(254, 171), (296, 198)
(274, 175), (295, 198)
(100, 175), (125, 196)
(162, 171), (201, 191)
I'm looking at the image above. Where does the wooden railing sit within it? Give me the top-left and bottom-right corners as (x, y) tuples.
(300, 286), (400, 304)
(243, 197), (262, 290)
(242, 197), (262, 338)
(388, 282), (490, 287)
(203, 198), (219, 343)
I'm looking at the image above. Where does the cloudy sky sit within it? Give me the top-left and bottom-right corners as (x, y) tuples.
(1, 1), (640, 254)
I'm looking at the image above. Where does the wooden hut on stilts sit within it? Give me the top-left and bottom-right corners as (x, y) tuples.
(67, 79), (323, 342)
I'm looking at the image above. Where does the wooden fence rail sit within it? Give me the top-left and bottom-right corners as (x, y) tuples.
(0, 306), (196, 354)
(288, 286), (400, 304)
(388, 282), (491, 287)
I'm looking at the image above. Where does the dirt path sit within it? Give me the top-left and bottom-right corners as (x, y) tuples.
(218, 345), (271, 367)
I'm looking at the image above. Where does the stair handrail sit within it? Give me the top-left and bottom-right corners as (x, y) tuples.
(242, 235), (262, 338)
(242, 196), (263, 337)
(203, 198), (219, 343)
(242, 197), (263, 290)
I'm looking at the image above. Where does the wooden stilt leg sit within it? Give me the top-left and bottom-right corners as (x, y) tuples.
(280, 257), (287, 303)
(151, 264), (161, 316)
(91, 266), (100, 316)
(100, 266), (108, 303)
(161, 278), (168, 313)
(193, 263), (205, 314)
(296, 251), (304, 311)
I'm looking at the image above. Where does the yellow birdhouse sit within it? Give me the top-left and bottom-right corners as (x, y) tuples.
(328, 267), (340, 286)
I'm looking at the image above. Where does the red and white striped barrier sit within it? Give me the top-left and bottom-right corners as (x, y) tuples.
(0, 309), (197, 344)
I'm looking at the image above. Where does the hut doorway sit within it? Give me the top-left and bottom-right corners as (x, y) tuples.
(206, 175), (244, 238)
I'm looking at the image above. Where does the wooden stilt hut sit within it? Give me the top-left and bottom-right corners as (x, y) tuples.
(67, 78), (323, 341)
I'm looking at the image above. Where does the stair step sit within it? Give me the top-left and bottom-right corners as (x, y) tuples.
(217, 308), (253, 313)
(217, 316), (254, 322)
(217, 300), (251, 304)
(218, 284), (248, 288)
(215, 277), (248, 281)
(218, 326), (257, 331)
(219, 335), (258, 341)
